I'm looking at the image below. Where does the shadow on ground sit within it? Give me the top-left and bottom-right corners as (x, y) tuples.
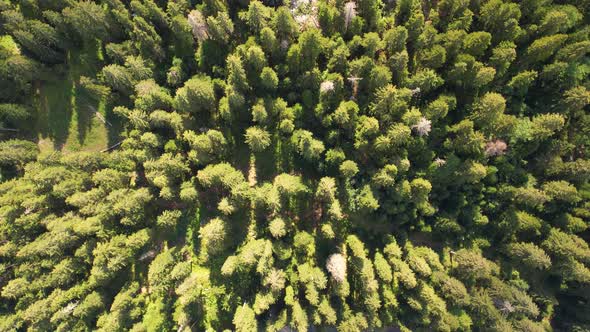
(33, 42), (124, 153)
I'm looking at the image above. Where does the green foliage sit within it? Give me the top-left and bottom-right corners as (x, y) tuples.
(524, 34), (568, 64)
(142, 297), (169, 332)
(340, 160), (359, 178)
(0, 0), (589, 330)
(91, 229), (151, 286)
(260, 67), (278, 93)
(197, 163), (246, 190)
(245, 126), (271, 152)
(174, 75), (216, 114)
(0, 139), (38, 171)
(291, 129), (325, 161)
(62, 1), (109, 41)
(463, 32), (492, 57)
(199, 217), (227, 260)
(184, 129), (227, 165)
(506, 242), (552, 271)
(480, 0), (523, 43)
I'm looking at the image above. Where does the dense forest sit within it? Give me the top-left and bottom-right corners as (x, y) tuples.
(0, 0), (589, 330)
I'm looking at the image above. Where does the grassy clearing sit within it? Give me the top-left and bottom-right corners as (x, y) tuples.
(36, 41), (121, 155)
(62, 99), (110, 153)
(36, 73), (73, 152)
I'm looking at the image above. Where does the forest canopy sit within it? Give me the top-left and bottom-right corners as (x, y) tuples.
(0, 0), (590, 331)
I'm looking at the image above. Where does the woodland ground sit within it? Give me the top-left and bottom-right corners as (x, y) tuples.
(33, 43), (123, 154)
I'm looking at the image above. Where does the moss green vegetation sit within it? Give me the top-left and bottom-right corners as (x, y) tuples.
(0, 0), (589, 331)
(35, 44), (120, 153)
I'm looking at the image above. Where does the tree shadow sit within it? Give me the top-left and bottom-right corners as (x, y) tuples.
(72, 42), (104, 147)
(31, 41), (128, 152)
(35, 43), (105, 151)
(39, 74), (74, 150)
(230, 125), (251, 177)
(192, 192), (216, 257)
(279, 134), (294, 174)
(255, 135), (279, 183)
(75, 89), (97, 146)
(105, 99), (125, 147)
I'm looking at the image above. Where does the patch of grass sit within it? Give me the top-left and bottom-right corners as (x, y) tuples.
(35, 41), (122, 154)
(63, 112), (109, 152)
(37, 73), (74, 149)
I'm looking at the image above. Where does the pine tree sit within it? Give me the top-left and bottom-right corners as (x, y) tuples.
(175, 76), (216, 115)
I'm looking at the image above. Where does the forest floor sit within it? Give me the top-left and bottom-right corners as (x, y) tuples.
(33, 42), (122, 154)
